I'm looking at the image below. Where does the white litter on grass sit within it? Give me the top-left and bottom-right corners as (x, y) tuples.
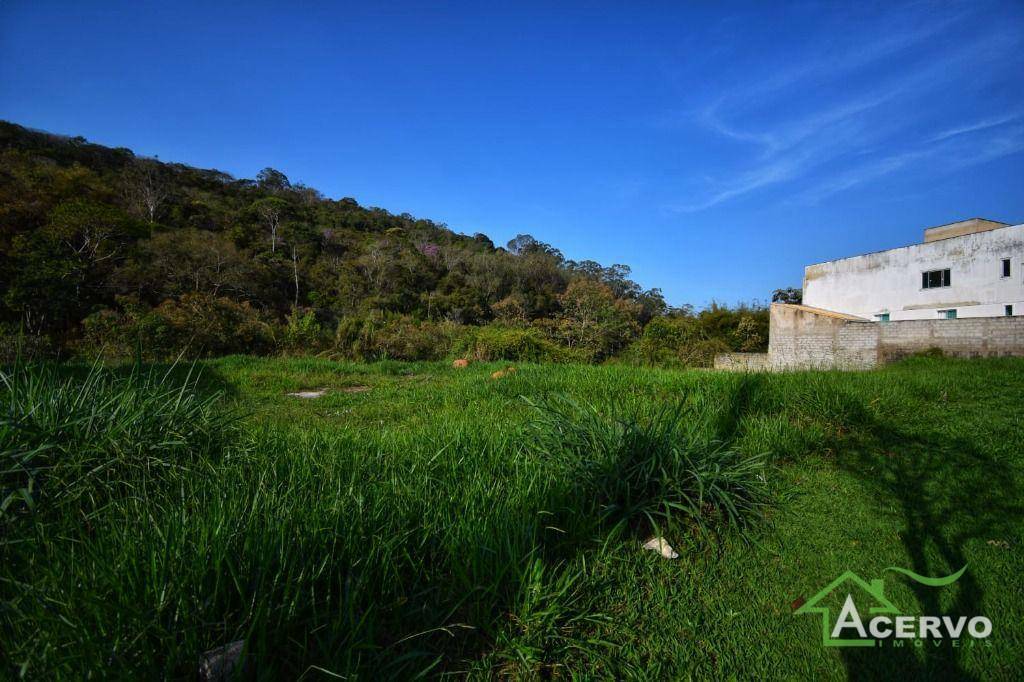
(287, 388), (328, 399)
(642, 536), (679, 559)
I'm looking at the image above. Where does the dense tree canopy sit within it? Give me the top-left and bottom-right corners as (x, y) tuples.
(0, 120), (768, 363)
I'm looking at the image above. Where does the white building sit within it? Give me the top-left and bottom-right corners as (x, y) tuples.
(802, 218), (1024, 321)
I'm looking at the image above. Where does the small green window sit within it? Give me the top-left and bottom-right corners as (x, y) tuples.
(939, 309), (957, 319)
(875, 313), (889, 322)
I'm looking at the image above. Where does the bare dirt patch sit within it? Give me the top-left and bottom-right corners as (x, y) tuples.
(287, 389), (328, 399)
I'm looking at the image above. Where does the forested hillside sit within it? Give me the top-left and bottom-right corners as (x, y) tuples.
(0, 121), (768, 363)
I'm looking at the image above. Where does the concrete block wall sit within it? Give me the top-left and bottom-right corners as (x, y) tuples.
(875, 317), (1024, 362)
(834, 323), (880, 369)
(713, 352), (770, 371)
(768, 304), (874, 370)
(768, 303), (1024, 369)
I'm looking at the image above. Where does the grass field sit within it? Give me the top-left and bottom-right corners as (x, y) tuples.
(2, 356), (1023, 679)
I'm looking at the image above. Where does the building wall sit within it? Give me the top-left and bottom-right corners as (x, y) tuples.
(802, 223), (1024, 320)
(767, 303), (1024, 370)
(768, 304), (879, 369)
(713, 352), (769, 371)
(923, 218), (1007, 243)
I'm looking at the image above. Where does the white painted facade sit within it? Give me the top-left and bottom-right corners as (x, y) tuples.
(802, 220), (1024, 321)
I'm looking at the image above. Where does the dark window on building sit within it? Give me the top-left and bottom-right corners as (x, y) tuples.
(1007, 305), (1014, 317)
(922, 268), (951, 288)
(1003, 259), (1011, 278)
(939, 309), (957, 319)
(875, 313), (890, 322)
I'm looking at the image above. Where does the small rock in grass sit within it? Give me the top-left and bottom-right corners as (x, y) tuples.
(199, 640), (244, 681)
(642, 536), (679, 559)
(453, 358), (470, 368)
(490, 369), (505, 379)
(287, 388), (328, 399)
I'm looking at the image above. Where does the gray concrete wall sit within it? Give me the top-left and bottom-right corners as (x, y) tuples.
(768, 303), (1024, 370)
(713, 352), (769, 371)
(874, 317), (1024, 362)
(768, 304), (874, 370)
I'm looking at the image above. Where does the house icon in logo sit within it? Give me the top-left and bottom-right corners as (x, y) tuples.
(794, 571), (900, 647)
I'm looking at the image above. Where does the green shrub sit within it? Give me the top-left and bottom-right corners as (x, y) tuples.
(622, 316), (731, 368)
(0, 324), (57, 364)
(75, 294), (275, 359)
(333, 313), (462, 361)
(458, 325), (580, 363)
(154, 294), (275, 357)
(278, 307), (327, 354)
(695, 302), (768, 350)
(733, 314), (767, 352)
(77, 303), (170, 359)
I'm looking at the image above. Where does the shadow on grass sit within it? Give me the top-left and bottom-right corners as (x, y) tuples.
(146, 360), (241, 403)
(6, 360), (1016, 678)
(828, 420), (1020, 680)
(189, 366), (1022, 678)
(187, 364), (1019, 678)
(19, 357), (241, 403)
(697, 370), (1019, 679)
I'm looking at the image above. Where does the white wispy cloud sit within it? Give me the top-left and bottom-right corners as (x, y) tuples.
(927, 114), (1021, 143)
(670, 153), (811, 212)
(796, 124), (1024, 204)
(669, 4), (1024, 212)
(795, 150), (930, 204)
(710, 11), (962, 112)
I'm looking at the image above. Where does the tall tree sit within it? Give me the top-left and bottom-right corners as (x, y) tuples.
(255, 167), (290, 194)
(121, 158), (169, 223)
(252, 197), (289, 253)
(5, 200), (137, 331)
(772, 287), (802, 304)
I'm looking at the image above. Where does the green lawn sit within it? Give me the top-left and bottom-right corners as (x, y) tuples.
(3, 356), (1022, 679)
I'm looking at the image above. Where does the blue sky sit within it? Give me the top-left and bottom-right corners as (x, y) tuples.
(2, 1), (1023, 307)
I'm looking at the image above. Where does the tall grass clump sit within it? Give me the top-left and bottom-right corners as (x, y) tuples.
(1, 361), (790, 678)
(525, 395), (772, 543)
(2, 361), (235, 678)
(0, 360), (231, 522)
